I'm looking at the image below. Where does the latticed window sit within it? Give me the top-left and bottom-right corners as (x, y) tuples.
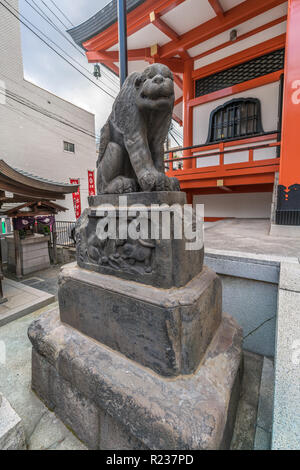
(195, 48), (284, 97)
(207, 98), (263, 143)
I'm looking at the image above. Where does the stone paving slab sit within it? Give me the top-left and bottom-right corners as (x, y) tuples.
(279, 262), (300, 292)
(254, 357), (274, 450)
(0, 305), (86, 450)
(230, 351), (263, 450)
(0, 393), (26, 450)
(205, 219), (300, 261)
(0, 278), (55, 327)
(272, 262), (300, 450)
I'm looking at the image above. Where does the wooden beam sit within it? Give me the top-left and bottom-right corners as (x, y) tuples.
(192, 15), (287, 62)
(174, 74), (183, 89)
(208, 0), (224, 18)
(14, 229), (22, 279)
(155, 58), (184, 73)
(150, 11), (179, 41)
(86, 48), (151, 63)
(11, 210), (58, 217)
(150, 54), (184, 73)
(83, 0), (186, 52)
(178, 49), (190, 60)
(192, 34), (286, 80)
(159, 0), (286, 58)
(174, 96), (183, 106)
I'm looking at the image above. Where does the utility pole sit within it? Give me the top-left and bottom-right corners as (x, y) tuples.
(117, 0), (128, 87)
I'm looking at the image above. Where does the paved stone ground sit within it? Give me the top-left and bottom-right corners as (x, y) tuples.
(0, 305), (86, 450)
(205, 219), (300, 260)
(4, 264), (62, 299)
(0, 277), (54, 328)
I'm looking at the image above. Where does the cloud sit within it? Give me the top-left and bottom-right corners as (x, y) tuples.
(20, 0), (118, 133)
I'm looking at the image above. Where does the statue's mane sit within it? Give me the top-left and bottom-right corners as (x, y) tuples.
(110, 72), (143, 136)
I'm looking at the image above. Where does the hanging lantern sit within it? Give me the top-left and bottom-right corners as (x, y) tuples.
(93, 64), (101, 79)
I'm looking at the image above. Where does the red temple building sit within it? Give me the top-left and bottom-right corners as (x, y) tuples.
(68, 0), (300, 228)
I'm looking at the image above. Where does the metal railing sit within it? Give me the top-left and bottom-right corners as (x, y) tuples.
(53, 221), (76, 247)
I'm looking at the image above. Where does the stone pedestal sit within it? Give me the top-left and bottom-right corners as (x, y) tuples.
(29, 191), (243, 450)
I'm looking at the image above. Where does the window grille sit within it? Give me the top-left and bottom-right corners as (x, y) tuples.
(207, 98), (263, 143)
(64, 141), (75, 153)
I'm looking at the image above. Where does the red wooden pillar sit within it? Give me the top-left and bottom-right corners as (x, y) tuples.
(183, 59), (194, 170)
(277, 0), (300, 225)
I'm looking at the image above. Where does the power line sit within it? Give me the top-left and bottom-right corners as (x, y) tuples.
(169, 130), (180, 147)
(48, 0), (74, 27)
(3, 87), (96, 137)
(3, 0), (118, 96)
(4, 86), (97, 135)
(0, 69), (94, 125)
(1, 86), (96, 138)
(26, 0), (85, 57)
(39, 0), (69, 30)
(27, 0), (120, 87)
(24, 0), (120, 91)
(4, 102), (97, 153)
(0, 1), (116, 99)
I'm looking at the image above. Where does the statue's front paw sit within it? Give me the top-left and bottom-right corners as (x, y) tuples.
(169, 177), (180, 192)
(139, 170), (157, 191)
(159, 175), (180, 192)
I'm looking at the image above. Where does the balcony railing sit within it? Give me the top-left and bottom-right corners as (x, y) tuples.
(165, 132), (280, 189)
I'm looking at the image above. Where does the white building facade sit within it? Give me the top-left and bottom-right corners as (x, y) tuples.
(0, 0), (96, 221)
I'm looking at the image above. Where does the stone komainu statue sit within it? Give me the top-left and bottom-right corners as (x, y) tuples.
(97, 63), (180, 194)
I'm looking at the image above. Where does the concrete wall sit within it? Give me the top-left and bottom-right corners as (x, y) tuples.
(205, 251), (279, 357)
(194, 192), (273, 219)
(0, 0), (96, 221)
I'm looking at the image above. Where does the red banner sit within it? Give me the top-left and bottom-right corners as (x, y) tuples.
(88, 170), (96, 196)
(70, 178), (81, 219)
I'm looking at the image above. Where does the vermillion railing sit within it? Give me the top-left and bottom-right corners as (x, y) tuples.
(165, 132), (280, 180)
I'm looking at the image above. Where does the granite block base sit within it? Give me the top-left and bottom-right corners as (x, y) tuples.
(58, 263), (222, 377)
(28, 306), (243, 450)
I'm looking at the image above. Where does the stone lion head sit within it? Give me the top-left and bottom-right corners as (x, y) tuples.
(134, 63), (175, 111)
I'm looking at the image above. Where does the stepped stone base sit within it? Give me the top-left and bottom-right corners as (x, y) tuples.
(58, 263), (222, 377)
(28, 306), (243, 450)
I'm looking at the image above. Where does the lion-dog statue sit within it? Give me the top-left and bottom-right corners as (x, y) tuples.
(97, 63), (180, 194)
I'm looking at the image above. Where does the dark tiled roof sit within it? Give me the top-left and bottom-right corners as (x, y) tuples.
(0, 160), (78, 194)
(67, 0), (146, 47)
(12, 166), (72, 187)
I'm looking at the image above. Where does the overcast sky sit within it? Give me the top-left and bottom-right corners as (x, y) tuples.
(18, 0), (182, 144)
(19, 0), (119, 135)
